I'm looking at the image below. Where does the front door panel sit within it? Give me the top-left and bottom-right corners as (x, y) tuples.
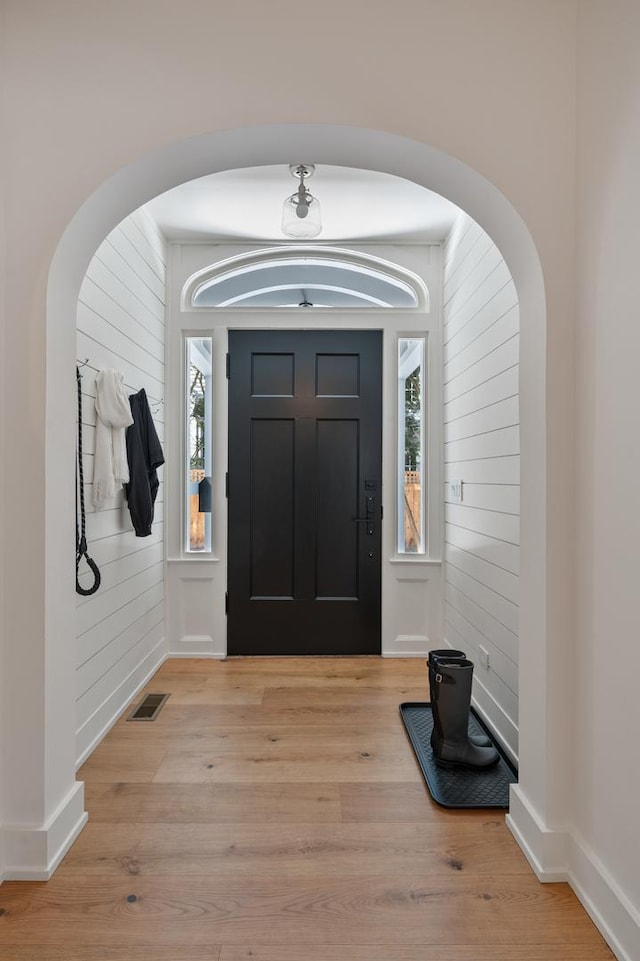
(227, 329), (382, 655)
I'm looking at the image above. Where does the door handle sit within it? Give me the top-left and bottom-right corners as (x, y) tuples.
(352, 496), (375, 535)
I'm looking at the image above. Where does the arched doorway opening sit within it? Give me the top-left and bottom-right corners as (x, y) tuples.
(40, 124), (556, 880)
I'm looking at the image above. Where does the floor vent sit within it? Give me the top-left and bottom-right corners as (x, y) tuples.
(127, 692), (170, 721)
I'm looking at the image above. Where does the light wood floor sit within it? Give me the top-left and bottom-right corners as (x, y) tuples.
(0, 657), (614, 960)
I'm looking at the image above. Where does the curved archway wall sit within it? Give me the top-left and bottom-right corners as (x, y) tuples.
(0, 123), (573, 886)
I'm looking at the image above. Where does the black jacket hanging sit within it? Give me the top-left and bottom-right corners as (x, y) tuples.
(125, 389), (165, 537)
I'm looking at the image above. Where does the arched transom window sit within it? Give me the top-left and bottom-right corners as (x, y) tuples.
(184, 247), (429, 310)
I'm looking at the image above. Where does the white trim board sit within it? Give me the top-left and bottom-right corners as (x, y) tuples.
(382, 634), (431, 658)
(506, 783), (569, 881)
(567, 833), (640, 961)
(164, 270), (446, 659)
(1, 782), (88, 882)
(507, 784), (640, 961)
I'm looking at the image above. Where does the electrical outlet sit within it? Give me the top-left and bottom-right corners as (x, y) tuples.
(450, 479), (463, 503)
(478, 645), (490, 670)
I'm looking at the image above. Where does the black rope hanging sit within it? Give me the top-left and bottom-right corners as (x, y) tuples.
(76, 365), (101, 596)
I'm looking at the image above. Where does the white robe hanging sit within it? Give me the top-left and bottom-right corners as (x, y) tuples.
(93, 369), (134, 507)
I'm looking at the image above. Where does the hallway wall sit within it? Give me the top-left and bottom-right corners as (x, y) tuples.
(442, 214), (520, 760)
(572, 3), (640, 957)
(75, 209), (167, 765)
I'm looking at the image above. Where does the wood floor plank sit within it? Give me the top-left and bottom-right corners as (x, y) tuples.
(84, 782), (342, 823)
(160, 656), (424, 679)
(0, 947), (611, 961)
(0, 875), (610, 946)
(135, 669), (267, 704)
(254, 671), (424, 688)
(339, 781), (480, 822)
(0, 949), (221, 961)
(77, 742), (167, 783)
(151, 659), (426, 692)
(107, 724), (416, 751)
(162, 683), (266, 706)
(261, 686), (429, 707)
(151, 735), (422, 784)
(113, 701), (405, 734)
(219, 947), (614, 961)
(56, 820), (530, 878)
(85, 731), (422, 784)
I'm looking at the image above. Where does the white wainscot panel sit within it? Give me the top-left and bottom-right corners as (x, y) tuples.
(167, 561), (225, 658)
(383, 562), (442, 657)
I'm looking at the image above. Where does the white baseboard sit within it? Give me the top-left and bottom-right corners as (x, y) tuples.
(567, 833), (640, 961)
(76, 638), (167, 768)
(167, 651), (227, 659)
(382, 634), (430, 657)
(1, 781), (88, 881)
(507, 787), (638, 960)
(506, 783), (569, 881)
(167, 634), (226, 658)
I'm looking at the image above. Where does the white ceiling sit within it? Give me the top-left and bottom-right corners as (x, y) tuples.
(144, 164), (461, 243)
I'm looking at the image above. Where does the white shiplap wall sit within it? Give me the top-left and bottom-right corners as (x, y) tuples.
(442, 213), (520, 761)
(76, 209), (166, 766)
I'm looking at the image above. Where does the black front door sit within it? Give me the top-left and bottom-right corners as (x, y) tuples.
(227, 329), (382, 655)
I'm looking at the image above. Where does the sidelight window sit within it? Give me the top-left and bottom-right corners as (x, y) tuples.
(397, 337), (426, 553)
(185, 336), (213, 552)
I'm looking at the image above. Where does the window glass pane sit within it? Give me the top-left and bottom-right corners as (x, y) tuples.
(398, 338), (426, 553)
(191, 257), (421, 308)
(186, 337), (212, 552)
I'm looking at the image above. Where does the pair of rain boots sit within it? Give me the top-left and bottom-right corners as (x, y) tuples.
(427, 649), (499, 770)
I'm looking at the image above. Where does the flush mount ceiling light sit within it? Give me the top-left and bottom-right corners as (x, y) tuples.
(282, 164), (322, 239)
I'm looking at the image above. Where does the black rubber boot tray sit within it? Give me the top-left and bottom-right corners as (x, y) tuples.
(400, 702), (517, 809)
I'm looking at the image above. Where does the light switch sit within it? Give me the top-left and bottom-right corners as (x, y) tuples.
(450, 479), (463, 503)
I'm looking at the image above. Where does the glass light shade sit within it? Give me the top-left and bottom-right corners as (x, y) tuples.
(282, 189), (322, 238)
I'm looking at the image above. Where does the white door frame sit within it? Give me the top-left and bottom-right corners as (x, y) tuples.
(165, 309), (443, 661)
(164, 242), (445, 661)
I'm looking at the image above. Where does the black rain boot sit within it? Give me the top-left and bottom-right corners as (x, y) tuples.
(431, 659), (499, 769)
(427, 649), (491, 748)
